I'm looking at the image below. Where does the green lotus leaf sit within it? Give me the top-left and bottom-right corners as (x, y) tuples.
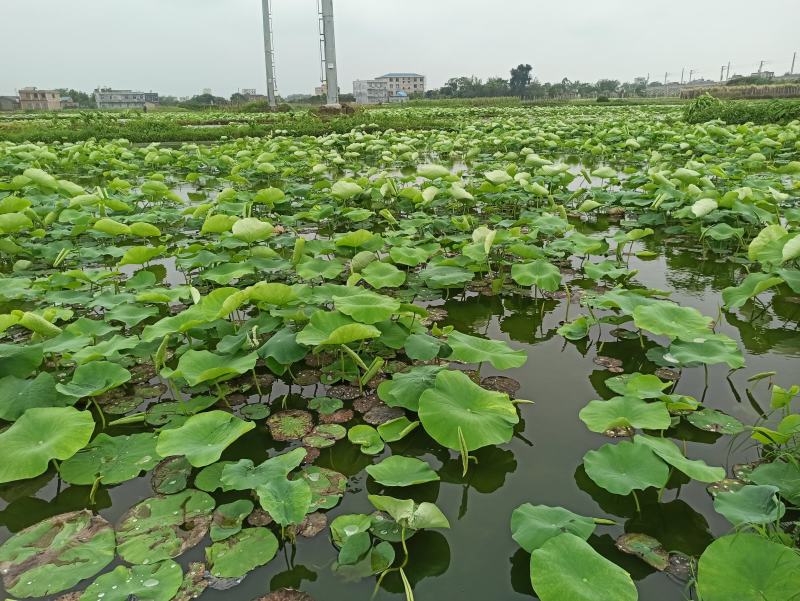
(579, 396), (671, 434)
(605, 373), (670, 399)
(56, 361), (132, 398)
(747, 224), (787, 262)
(366, 456), (440, 487)
(331, 180), (364, 200)
(713, 485), (786, 526)
(511, 259), (562, 291)
(165, 349), (258, 386)
(750, 460), (800, 505)
(0, 343), (43, 378)
(418, 370), (519, 452)
(0, 407), (95, 483)
(529, 533), (637, 601)
(419, 264), (474, 289)
(557, 315), (595, 340)
(511, 504), (596, 553)
(0, 372), (73, 421)
(298, 465), (347, 511)
(615, 533), (669, 571)
(93, 217), (131, 236)
(377, 365), (445, 411)
(156, 411), (255, 467)
(324, 323), (382, 345)
(296, 310), (356, 346)
(665, 334), (744, 369)
(81, 560), (183, 601)
(722, 272), (784, 309)
(691, 197), (718, 218)
(0, 511), (115, 598)
(116, 489), (215, 564)
(634, 434), (725, 482)
(445, 330), (527, 370)
(296, 257), (344, 280)
(151, 456), (192, 494)
(205, 527), (279, 578)
(258, 327), (308, 374)
(361, 261), (406, 289)
(117, 245), (166, 266)
(368, 495), (450, 530)
(210, 499), (255, 542)
(632, 301), (713, 340)
(686, 408), (744, 434)
(417, 164), (451, 179)
(389, 243), (438, 267)
(200, 214), (239, 235)
(333, 291), (401, 324)
(348, 424), (385, 455)
(105, 303), (159, 328)
(377, 416), (420, 442)
(232, 217), (274, 242)
(583, 440), (670, 495)
(60, 432), (160, 486)
(697, 533), (800, 601)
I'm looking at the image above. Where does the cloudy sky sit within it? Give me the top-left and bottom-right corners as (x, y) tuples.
(1, 0), (797, 97)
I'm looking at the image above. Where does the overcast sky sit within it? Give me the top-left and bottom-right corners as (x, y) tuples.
(1, 0), (797, 97)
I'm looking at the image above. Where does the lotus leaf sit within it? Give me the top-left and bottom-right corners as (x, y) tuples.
(156, 411), (255, 467)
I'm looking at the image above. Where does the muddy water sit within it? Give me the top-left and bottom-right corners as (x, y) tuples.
(1, 235), (797, 601)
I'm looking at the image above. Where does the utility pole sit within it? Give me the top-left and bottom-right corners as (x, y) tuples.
(261, 0), (277, 108)
(689, 69), (695, 83)
(726, 61), (731, 80)
(758, 60), (765, 74)
(720, 65), (725, 82)
(320, 0), (340, 106)
(680, 67), (685, 84)
(791, 52), (797, 75)
(664, 72), (668, 85)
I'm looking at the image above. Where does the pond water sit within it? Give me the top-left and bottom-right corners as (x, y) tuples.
(1, 228), (795, 601)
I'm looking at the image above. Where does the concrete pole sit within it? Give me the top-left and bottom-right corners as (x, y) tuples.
(320, 0), (340, 105)
(791, 52), (796, 75)
(261, 0), (277, 108)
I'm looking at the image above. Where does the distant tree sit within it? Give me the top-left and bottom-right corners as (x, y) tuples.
(230, 92), (248, 105)
(56, 89), (95, 108)
(484, 77), (511, 97)
(595, 79), (621, 96)
(159, 96), (180, 106)
(510, 64), (533, 99)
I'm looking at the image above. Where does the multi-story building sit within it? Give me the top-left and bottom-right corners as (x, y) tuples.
(0, 96), (20, 111)
(314, 83), (328, 97)
(18, 87), (61, 111)
(375, 73), (426, 96)
(94, 88), (158, 110)
(353, 79), (389, 104)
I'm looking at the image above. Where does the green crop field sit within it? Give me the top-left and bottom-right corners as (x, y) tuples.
(0, 103), (799, 601)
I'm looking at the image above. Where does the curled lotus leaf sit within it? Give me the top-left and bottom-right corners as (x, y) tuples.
(297, 465), (347, 511)
(156, 410), (255, 467)
(615, 533), (669, 571)
(511, 504), (596, 553)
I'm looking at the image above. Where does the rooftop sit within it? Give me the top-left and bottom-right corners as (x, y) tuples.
(379, 73), (424, 78)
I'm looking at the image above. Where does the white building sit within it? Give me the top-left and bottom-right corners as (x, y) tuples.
(353, 79), (388, 104)
(94, 88), (158, 110)
(375, 73), (426, 96)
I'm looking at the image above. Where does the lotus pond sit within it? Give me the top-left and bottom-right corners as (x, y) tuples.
(1, 105), (799, 601)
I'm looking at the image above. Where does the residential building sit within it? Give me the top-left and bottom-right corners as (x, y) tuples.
(60, 96), (79, 110)
(94, 88), (158, 110)
(0, 96), (20, 111)
(315, 83), (328, 97)
(388, 90), (409, 104)
(376, 73), (426, 95)
(353, 79), (388, 104)
(241, 88), (257, 96)
(18, 87), (61, 111)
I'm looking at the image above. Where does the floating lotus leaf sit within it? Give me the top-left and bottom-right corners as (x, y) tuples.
(366, 456), (440, 487)
(303, 423), (346, 448)
(0, 407), (95, 483)
(194, 461), (237, 493)
(418, 370), (519, 452)
(81, 560), (183, 601)
(56, 361), (131, 398)
(156, 411), (255, 467)
(308, 396), (343, 415)
(583, 440), (670, 495)
(267, 410), (314, 441)
(615, 533), (669, 571)
(697, 533), (800, 601)
(151, 456), (192, 494)
(666, 334), (745, 369)
(298, 466), (347, 511)
(116, 489), (215, 564)
(206, 527), (279, 578)
(445, 330), (527, 369)
(579, 396), (671, 434)
(0, 510), (115, 598)
(211, 499), (255, 542)
(419, 265), (474, 289)
(511, 260), (562, 292)
(368, 495), (450, 530)
(60, 432), (160, 485)
(510, 504), (595, 553)
(348, 424), (385, 455)
(713, 485), (785, 526)
(529, 533), (637, 601)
